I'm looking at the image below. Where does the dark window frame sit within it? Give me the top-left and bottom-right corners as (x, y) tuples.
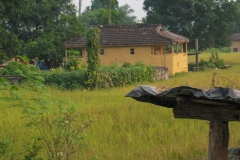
(130, 48), (135, 54)
(233, 48), (238, 52)
(100, 48), (104, 55)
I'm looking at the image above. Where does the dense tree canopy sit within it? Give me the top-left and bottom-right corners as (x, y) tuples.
(0, 0), (84, 67)
(80, 0), (136, 26)
(0, 0), (28, 64)
(23, 0), (84, 68)
(143, 0), (238, 49)
(1, 0), (240, 67)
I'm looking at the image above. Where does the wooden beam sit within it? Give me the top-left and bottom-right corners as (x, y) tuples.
(208, 115), (229, 160)
(195, 38), (199, 67)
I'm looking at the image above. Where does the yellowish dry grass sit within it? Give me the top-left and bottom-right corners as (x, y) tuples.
(1, 53), (240, 159)
(188, 51), (240, 64)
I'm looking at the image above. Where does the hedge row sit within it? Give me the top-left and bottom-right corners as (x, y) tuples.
(41, 64), (155, 90)
(1, 62), (155, 90)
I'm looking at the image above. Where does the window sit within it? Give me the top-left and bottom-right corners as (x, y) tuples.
(151, 46), (162, 55)
(130, 48), (135, 54)
(233, 48), (238, 52)
(164, 45), (172, 53)
(100, 49), (104, 55)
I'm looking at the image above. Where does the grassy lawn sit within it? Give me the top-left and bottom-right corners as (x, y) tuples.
(1, 52), (240, 160)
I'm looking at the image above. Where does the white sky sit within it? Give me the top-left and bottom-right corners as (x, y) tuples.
(72, 0), (146, 20)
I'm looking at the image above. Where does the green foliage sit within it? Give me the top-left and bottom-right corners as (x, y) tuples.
(23, 137), (43, 160)
(0, 61), (40, 77)
(42, 63), (155, 90)
(16, 55), (30, 63)
(0, 79), (92, 160)
(65, 56), (83, 71)
(1, 0), (85, 68)
(42, 70), (87, 90)
(122, 62), (133, 68)
(143, 0), (238, 49)
(0, 1), (26, 62)
(0, 133), (16, 159)
(86, 27), (100, 89)
(80, 8), (122, 26)
(117, 4), (136, 24)
(199, 52), (224, 70)
(80, 1), (136, 26)
(188, 62), (196, 72)
(97, 63), (155, 88)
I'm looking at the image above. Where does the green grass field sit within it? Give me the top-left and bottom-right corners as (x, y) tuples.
(1, 51), (240, 160)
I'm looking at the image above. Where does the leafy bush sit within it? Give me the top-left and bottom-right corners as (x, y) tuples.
(122, 62), (132, 68)
(188, 62), (195, 71)
(42, 69), (87, 90)
(0, 61), (40, 77)
(96, 64), (155, 88)
(189, 52), (224, 71)
(65, 56), (83, 71)
(42, 63), (155, 90)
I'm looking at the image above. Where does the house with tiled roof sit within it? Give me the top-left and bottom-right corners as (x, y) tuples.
(230, 33), (240, 52)
(64, 24), (189, 75)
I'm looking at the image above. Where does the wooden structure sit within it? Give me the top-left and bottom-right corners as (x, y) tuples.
(188, 38), (202, 71)
(64, 24), (189, 76)
(126, 85), (240, 160)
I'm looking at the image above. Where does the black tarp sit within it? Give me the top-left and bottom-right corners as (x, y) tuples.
(126, 85), (240, 108)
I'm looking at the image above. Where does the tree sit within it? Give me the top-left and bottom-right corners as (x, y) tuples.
(118, 4), (137, 24)
(80, 2), (136, 26)
(23, 0), (85, 68)
(0, 0), (84, 68)
(86, 27), (100, 89)
(0, 0), (28, 63)
(99, 0), (119, 25)
(80, 8), (122, 27)
(143, 0), (238, 49)
(234, 0), (240, 32)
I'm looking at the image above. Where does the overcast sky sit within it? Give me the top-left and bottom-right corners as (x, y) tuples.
(72, 0), (146, 20)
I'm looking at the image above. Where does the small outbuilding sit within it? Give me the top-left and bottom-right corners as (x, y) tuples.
(230, 33), (240, 52)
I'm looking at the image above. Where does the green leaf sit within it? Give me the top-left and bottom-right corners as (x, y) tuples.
(26, 122), (35, 128)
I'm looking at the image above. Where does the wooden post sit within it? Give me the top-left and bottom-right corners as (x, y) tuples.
(65, 48), (68, 59)
(195, 38), (199, 67)
(208, 115), (229, 160)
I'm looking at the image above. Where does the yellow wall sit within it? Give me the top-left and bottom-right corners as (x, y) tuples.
(231, 41), (240, 52)
(74, 45), (188, 76)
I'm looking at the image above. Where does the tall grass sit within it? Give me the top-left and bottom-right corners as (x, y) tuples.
(1, 52), (240, 159)
(188, 51), (240, 65)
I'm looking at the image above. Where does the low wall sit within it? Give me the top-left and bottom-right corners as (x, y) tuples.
(0, 76), (23, 84)
(153, 67), (168, 80)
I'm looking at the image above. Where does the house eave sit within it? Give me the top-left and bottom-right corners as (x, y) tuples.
(64, 41), (189, 48)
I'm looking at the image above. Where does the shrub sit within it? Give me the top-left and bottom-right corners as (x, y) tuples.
(191, 51), (225, 71)
(41, 63), (155, 90)
(42, 69), (87, 90)
(0, 61), (40, 77)
(122, 62), (132, 68)
(65, 56), (83, 71)
(188, 62), (195, 71)
(96, 64), (155, 88)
